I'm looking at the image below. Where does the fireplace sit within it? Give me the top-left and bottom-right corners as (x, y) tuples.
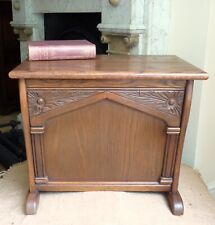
(44, 13), (107, 54)
(10, 0), (171, 61)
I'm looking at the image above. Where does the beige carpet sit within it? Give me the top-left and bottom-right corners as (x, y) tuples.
(0, 163), (215, 225)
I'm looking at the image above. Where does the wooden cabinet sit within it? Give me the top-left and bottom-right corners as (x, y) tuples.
(9, 55), (208, 215)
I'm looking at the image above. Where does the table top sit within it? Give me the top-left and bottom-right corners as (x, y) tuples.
(9, 55), (208, 80)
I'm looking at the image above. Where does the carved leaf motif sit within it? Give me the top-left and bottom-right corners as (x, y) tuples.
(28, 89), (184, 118)
(28, 89), (103, 116)
(111, 90), (184, 117)
(28, 91), (44, 116)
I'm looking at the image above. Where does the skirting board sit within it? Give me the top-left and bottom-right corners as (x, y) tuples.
(207, 181), (215, 199)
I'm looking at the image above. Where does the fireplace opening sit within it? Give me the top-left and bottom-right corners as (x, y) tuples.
(44, 13), (107, 54)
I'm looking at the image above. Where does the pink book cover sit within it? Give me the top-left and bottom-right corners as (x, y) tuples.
(28, 40), (96, 61)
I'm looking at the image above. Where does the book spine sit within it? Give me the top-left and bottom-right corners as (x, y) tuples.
(29, 45), (96, 61)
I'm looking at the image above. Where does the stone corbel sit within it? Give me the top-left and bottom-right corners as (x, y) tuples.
(123, 35), (139, 48)
(108, 0), (120, 6)
(13, 0), (21, 11)
(11, 23), (33, 41)
(101, 35), (111, 44)
(101, 33), (139, 55)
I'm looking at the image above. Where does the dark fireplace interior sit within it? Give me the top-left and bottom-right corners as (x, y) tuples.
(44, 13), (107, 54)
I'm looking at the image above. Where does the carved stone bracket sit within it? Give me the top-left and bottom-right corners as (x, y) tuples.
(101, 33), (139, 55)
(101, 35), (111, 44)
(11, 23), (33, 41)
(108, 0), (120, 6)
(13, 0), (21, 11)
(124, 35), (139, 48)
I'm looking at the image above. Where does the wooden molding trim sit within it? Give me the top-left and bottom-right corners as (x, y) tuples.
(160, 177), (173, 185)
(30, 126), (45, 134)
(35, 177), (49, 184)
(36, 182), (171, 192)
(167, 127), (181, 134)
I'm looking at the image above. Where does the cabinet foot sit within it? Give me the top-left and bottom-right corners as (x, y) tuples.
(26, 190), (40, 215)
(167, 191), (184, 216)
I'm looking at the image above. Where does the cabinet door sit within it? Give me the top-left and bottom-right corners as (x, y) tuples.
(28, 88), (184, 184)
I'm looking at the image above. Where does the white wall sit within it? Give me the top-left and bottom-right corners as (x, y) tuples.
(195, 0), (215, 196)
(168, 0), (215, 196)
(168, 0), (210, 166)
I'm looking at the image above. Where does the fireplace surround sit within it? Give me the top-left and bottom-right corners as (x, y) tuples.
(10, 0), (171, 60)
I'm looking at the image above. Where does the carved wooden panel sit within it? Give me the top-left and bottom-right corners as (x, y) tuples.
(27, 89), (102, 116)
(27, 89), (184, 119)
(112, 90), (184, 117)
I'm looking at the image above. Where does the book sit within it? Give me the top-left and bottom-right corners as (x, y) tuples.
(28, 40), (96, 61)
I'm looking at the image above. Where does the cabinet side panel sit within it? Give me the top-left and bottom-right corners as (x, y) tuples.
(173, 80), (194, 191)
(19, 79), (36, 191)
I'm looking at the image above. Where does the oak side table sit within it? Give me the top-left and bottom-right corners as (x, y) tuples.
(9, 55), (208, 215)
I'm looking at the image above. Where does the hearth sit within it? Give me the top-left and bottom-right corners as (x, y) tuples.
(44, 13), (107, 54)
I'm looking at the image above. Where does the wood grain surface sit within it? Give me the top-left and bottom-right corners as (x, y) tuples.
(9, 55), (208, 80)
(43, 100), (166, 182)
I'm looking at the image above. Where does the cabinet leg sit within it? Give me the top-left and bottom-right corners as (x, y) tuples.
(26, 190), (40, 215)
(167, 191), (184, 216)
